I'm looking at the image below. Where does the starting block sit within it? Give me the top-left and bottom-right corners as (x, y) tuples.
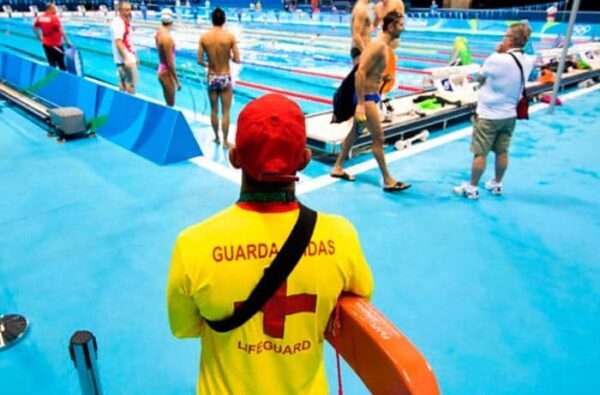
(426, 64), (480, 104)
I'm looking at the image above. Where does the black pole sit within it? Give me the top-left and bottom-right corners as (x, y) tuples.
(69, 330), (103, 395)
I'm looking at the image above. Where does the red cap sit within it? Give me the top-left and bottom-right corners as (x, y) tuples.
(235, 94), (306, 182)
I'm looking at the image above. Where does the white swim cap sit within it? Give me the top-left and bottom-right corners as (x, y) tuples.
(161, 8), (174, 24)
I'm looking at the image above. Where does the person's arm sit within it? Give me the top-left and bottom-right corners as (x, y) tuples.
(397, 0), (405, 16)
(354, 59), (369, 122)
(372, 4), (382, 29)
(58, 20), (71, 47)
(355, 67), (367, 122)
(478, 54), (498, 86)
(480, 54), (497, 78)
(32, 19), (43, 42)
(231, 36), (240, 64)
(167, 239), (203, 338)
(197, 37), (207, 68)
(495, 40), (509, 53)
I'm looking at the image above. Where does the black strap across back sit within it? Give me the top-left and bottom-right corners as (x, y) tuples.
(205, 203), (318, 332)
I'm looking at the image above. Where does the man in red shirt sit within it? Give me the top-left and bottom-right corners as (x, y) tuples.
(33, 3), (70, 71)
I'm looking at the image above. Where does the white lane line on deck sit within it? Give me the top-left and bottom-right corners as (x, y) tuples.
(297, 127), (472, 194)
(189, 156), (241, 184)
(188, 83), (600, 192)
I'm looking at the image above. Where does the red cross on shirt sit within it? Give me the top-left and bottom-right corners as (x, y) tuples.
(235, 281), (317, 339)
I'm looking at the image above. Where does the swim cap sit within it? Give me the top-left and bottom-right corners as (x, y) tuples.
(161, 8), (174, 24)
(235, 94), (306, 183)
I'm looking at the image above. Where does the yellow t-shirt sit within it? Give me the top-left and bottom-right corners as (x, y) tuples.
(167, 202), (374, 395)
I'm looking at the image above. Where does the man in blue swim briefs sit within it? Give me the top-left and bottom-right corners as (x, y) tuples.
(331, 11), (410, 192)
(198, 8), (240, 148)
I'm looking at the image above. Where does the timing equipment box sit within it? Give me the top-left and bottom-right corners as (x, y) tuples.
(48, 107), (87, 136)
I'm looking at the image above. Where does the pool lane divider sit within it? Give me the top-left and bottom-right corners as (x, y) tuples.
(240, 62), (424, 95)
(399, 55), (448, 64)
(244, 60), (433, 78)
(242, 60), (344, 80)
(396, 67), (432, 75)
(238, 79), (422, 102)
(398, 85), (425, 93)
(438, 49), (487, 59)
(236, 80), (332, 105)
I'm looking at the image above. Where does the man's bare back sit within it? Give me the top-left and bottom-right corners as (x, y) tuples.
(198, 27), (239, 75)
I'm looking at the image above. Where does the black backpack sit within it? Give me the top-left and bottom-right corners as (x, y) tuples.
(331, 65), (358, 123)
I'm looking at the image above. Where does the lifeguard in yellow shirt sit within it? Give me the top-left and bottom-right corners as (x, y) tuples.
(167, 93), (374, 395)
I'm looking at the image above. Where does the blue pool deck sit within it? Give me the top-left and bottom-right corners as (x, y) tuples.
(1, 73), (598, 395)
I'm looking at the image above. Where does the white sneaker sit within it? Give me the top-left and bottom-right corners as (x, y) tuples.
(453, 182), (479, 200)
(485, 179), (503, 195)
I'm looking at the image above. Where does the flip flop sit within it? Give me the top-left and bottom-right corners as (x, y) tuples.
(383, 181), (411, 192)
(330, 172), (356, 182)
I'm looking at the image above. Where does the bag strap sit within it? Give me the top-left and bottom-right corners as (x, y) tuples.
(205, 203), (318, 332)
(507, 52), (527, 97)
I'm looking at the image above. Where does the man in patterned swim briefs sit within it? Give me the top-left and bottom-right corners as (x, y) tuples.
(207, 73), (232, 91)
(198, 8), (240, 148)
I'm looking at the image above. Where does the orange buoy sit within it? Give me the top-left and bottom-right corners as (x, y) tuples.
(326, 295), (440, 395)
